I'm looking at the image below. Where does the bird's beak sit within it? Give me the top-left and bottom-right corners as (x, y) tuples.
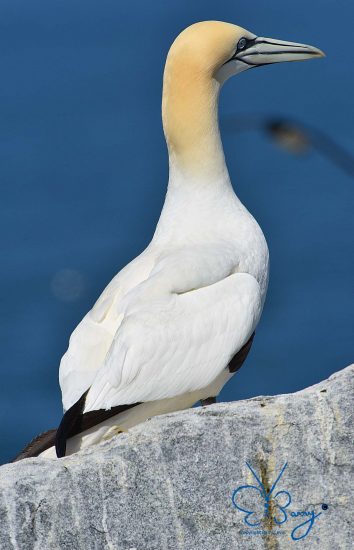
(236, 36), (325, 66)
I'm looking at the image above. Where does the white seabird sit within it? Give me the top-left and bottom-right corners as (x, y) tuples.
(14, 21), (324, 460)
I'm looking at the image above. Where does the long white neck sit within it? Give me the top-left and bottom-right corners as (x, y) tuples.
(162, 54), (231, 189)
(151, 40), (247, 246)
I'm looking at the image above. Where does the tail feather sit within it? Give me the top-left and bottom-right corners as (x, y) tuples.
(12, 393), (141, 461)
(11, 429), (57, 462)
(11, 333), (256, 461)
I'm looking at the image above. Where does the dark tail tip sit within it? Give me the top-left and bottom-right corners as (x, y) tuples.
(11, 428), (57, 462)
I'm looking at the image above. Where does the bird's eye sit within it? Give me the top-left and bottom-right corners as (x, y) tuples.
(237, 37), (248, 50)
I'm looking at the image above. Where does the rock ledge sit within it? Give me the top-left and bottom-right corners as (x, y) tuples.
(0, 365), (353, 549)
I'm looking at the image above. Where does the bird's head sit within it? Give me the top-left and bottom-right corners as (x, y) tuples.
(162, 21), (324, 174)
(166, 21), (324, 84)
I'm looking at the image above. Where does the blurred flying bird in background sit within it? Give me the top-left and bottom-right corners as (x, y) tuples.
(223, 114), (354, 177)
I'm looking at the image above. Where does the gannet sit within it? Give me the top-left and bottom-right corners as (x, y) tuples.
(14, 21), (324, 461)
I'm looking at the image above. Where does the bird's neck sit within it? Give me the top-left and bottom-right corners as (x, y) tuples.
(162, 63), (230, 188)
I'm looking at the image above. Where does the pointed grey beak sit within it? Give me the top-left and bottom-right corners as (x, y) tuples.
(236, 36), (325, 66)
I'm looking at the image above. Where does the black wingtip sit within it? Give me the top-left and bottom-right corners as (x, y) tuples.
(11, 392), (141, 462)
(55, 390), (88, 458)
(228, 331), (255, 374)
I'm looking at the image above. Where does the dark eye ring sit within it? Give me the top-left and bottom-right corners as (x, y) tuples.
(237, 37), (248, 50)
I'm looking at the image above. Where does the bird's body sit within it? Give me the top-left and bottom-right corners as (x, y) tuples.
(61, 182), (268, 413)
(14, 21), (323, 461)
(41, 200), (267, 457)
(40, 170), (267, 458)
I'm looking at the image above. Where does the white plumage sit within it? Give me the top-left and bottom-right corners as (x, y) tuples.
(62, 202), (267, 414)
(35, 21), (323, 458)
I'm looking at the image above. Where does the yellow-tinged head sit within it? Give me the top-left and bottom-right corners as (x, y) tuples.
(163, 21), (252, 81)
(162, 21), (324, 177)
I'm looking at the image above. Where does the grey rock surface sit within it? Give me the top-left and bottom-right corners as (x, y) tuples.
(0, 365), (353, 550)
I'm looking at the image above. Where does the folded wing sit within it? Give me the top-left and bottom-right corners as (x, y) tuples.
(83, 246), (262, 413)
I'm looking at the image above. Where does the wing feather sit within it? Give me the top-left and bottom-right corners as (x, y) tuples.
(60, 245), (263, 415)
(59, 250), (155, 411)
(84, 266), (261, 412)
